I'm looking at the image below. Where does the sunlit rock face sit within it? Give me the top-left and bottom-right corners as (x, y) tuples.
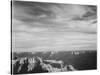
(12, 56), (77, 74)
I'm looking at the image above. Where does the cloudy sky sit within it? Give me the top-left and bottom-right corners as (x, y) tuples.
(12, 1), (97, 52)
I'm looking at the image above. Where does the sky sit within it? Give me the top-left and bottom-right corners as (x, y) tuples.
(12, 1), (97, 52)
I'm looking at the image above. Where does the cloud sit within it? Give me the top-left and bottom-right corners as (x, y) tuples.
(12, 1), (97, 52)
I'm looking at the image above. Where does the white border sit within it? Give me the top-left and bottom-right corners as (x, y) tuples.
(0, 0), (99, 75)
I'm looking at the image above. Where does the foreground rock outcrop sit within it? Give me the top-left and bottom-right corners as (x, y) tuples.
(12, 56), (77, 74)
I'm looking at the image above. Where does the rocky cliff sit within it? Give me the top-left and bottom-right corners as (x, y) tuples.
(12, 56), (77, 74)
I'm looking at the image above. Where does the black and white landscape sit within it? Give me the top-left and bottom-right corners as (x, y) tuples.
(11, 0), (97, 74)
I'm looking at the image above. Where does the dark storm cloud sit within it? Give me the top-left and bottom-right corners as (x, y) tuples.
(12, 1), (56, 22)
(71, 5), (97, 21)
